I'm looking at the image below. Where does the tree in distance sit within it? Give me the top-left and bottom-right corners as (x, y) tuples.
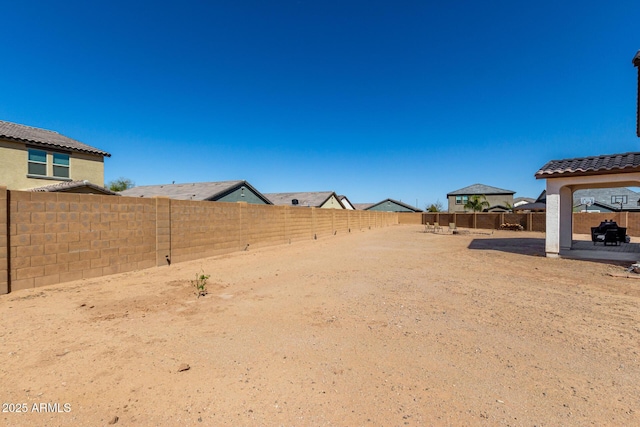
(425, 200), (444, 212)
(464, 195), (490, 212)
(108, 177), (135, 192)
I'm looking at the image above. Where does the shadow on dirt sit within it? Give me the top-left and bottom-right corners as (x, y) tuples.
(468, 237), (546, 257)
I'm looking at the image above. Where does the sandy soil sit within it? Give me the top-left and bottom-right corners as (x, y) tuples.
(1, 225), (639, 426)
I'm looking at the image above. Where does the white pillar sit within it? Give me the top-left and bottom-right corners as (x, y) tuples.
(545, 190), (560, 257)
(559, 186), (573, 251)
(545, 180), (572, 257)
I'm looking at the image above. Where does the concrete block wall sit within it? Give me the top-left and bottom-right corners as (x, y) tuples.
(170, 200), (244, 264)
(244, 203), (287, 250)
(0, 190), (398, 293)
(396, 213), (422, 225)
(476, 213), (501, 229)
(6, 191), (157, 292)
(503, 213), (525, 227)
(572, 212), (626, 235)
(168, 203), (397, 264)
(334, 209), (349, 233)
(0, 187), (7, 294)
(455, 214), (475, 228)
(416, 212), (637, 235)
(530, 213), (546, 232)
(621, 212), (639, 237)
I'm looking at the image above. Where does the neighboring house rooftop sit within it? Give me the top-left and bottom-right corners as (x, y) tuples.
(119, 180), (272, 203)
(447, 183), (515, 196)
(365, 198), (423, 212)
(535, 152), (640, 179)
(573, 187), (640, 211)
(264, 191), (343, 208)
(513, 190), (547, 212)
(0, 119), (111, 157)
(28, 180), (117, 195)
(352, 203), (374, 210)
(338, 195), (355, 210)
(513, 197), (535, 207)
(513, 202), (547, 212)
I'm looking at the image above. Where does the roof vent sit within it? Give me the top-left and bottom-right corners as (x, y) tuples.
(292, 199), (299, 205)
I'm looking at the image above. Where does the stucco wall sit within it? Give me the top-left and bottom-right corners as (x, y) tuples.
(215, 186), (268, 204)
(0, 139), (105, 190)
(0, 189), (397, 294)
(447, 194), (515, 213)
(320, 194), (344, 209)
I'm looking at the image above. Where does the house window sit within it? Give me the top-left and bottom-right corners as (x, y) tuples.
(53, 153), (70, 178)
(455, 195), (469, 205)
(27, 149), (71, 179)
(28, 149), (47, 176)
(611, 195), (627, 205)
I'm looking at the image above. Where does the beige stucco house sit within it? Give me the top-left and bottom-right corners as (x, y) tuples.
(0, 120), (110, 190)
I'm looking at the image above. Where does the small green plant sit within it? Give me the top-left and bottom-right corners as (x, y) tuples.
(192, 270), (210, 298)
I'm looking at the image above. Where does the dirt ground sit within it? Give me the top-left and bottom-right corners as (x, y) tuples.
(1, 225), (639, 426)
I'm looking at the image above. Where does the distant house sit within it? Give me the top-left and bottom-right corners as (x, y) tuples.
(0, 119), (111, 190)
(352, 203), (374, 210)
(29, 180), (117, 195)
(363, 199), (422, 213)
(513, 197), (535, 207)
(338, 195), (355, 210)
(447, 183), (515, 212)
(119, 180), (272, 204)
(573, 187), (640, 212)
(513, 190), (547, 212)
(264, 191), (345, 209)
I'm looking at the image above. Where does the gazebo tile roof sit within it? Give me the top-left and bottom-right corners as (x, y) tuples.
(535, 152), (640, 178)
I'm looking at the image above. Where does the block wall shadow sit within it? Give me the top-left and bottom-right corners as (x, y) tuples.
(468, 237), (546, 257)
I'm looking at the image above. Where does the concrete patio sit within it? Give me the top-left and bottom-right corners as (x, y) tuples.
(466, 231), (640, 264)
(561, 238), (640, 263)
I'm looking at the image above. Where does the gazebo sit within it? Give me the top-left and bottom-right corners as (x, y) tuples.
(535, 153), (640, 257)
(535, 51), (640, 258)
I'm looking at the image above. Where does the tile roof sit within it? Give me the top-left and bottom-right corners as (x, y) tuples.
(264, 191), (341, 207)
(120, 180), (271, 203)
(447, 183), (515, 196)
(535, 152), (640, 178)
(0, 120), (110, 157)
(352, 203), (374, 210)
(28, 180), (117, 195)
(366, 198), (422, 212)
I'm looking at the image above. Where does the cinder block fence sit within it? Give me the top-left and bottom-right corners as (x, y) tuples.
(397, 211), (640, 236)
(6, 187), (639, 295)
(0, 187), (397, 294)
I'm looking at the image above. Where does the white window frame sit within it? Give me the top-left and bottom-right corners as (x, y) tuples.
(27, 149), (47, 176)
(27, 148), (72, 180)
(52, 153), (70, 178)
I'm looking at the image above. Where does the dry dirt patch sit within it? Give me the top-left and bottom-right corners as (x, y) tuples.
(1, 225), (639, 426)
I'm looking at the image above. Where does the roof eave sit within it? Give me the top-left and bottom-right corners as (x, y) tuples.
(3, 135), (111, 157)
(535, 167), (640, 180)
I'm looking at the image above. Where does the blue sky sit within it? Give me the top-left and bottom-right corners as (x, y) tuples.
(2, 1), (640, 207)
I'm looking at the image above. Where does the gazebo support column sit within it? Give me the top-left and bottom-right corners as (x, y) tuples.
(545, 181), (572, 257)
